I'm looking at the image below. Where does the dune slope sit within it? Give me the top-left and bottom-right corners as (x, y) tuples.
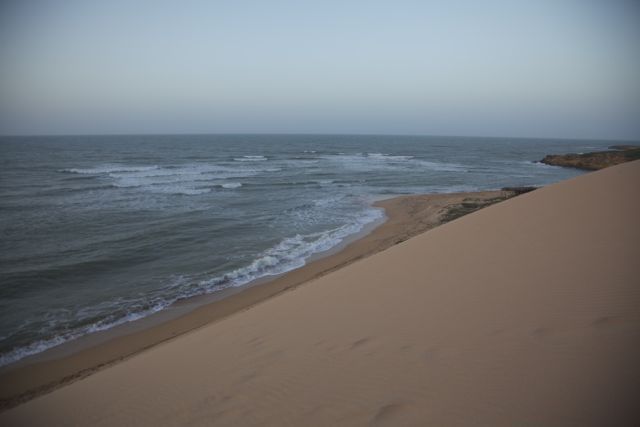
(3, 161), (639, 426)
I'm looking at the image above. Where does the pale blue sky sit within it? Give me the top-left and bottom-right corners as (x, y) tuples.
(1, 0), (639, 139)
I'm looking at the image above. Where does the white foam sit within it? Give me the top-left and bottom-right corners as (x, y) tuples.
(0, 335), (68, 367)
(198, 206), (383, 290)
(322, 153), (465, 172)
(0, 204), (384, 368)
(221, 182), (242, 189)
(0, 302), (167, 368)
(530, 161), (556, 168)
(60, 163), (280, 195)
(367, 153), (414, 161)
(61, 165), (159, 174)
(234, 155), (267, 162)
(277, 159), (320, 166)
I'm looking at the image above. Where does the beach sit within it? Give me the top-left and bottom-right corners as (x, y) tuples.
(1, 160), (638, 425)
(0, 189), (515, 408)
(0, 135), (587, 372)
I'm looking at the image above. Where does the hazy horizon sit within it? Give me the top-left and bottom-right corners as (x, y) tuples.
(1, 131), (638, 143)
(1, 0), (639, 140)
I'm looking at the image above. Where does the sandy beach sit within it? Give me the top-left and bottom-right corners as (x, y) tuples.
(0, 189), (514, 409)
(2, 160), (639, 425)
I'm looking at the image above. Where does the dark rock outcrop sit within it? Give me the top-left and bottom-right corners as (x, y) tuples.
(501, 186), (537, 195)
(540, 146), (640, 170)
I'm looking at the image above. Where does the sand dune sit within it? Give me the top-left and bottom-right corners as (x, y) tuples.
(0, 189), (512, 407)
(2, 161), (639, 426)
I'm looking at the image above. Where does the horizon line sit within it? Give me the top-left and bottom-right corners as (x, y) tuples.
(0, 131), (637, 143)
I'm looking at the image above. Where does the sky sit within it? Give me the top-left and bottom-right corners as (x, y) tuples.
(0, 0), (639, 139)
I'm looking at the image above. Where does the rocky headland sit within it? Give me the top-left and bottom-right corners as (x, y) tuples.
(540, 145), (640, 170)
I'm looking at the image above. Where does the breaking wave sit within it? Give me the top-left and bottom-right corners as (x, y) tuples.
(234, 155), (267, 162)
(0, 205), (382, 367)
(59, 163), (274, 195)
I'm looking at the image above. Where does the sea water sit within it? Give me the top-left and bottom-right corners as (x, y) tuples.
(0, 134), (614, 365)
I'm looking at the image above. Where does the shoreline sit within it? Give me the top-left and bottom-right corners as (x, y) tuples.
(2, 161), (637, 425)
(0, 188), (519, 410)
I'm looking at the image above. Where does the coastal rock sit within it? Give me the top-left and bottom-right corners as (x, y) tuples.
(608, 144), (640, 151)
(501, 186), (537, 195)
(540, 146), (640, 170)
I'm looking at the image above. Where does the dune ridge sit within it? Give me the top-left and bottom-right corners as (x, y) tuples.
(2, 161), (639, 426)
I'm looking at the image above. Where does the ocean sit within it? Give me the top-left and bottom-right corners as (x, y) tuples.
(0, 134), (612, 366)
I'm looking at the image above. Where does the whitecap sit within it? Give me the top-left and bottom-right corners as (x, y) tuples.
(367, 153), (414, 161)
(221, 182), (242, 189)
(234, 155), (267, 162)
(61, 165), (159, 174)
(73, 163), (280, 194)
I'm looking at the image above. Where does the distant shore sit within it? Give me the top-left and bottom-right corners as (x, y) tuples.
(541, 145), (640, 170)
(0, 188), (525, 410)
